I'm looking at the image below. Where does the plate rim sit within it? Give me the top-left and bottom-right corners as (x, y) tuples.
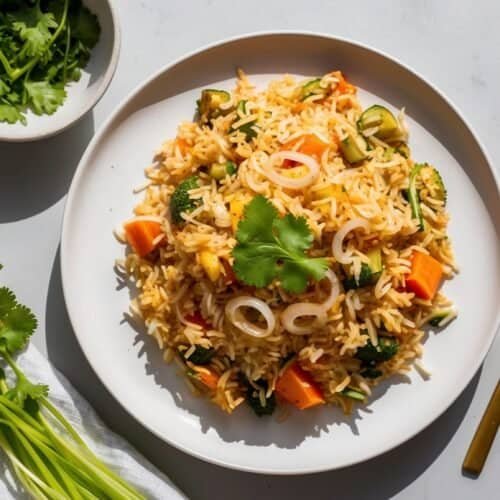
(60, 30), (500, 475)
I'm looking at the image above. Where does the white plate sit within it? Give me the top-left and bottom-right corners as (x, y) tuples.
(0, 0), (120, 142)
(61, 33), (500, 474)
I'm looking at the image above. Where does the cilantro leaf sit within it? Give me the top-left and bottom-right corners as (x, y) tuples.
(6, 377), (49, 407)
(0, 275), (45, 406)
(273, 214), (313, 253)
(232, 252), (278, 288)
(24, 80), (66, 115)
(0, 304), (37, 353)
(69, 3), (101, 49)
(9, 3), (57, 61)
(232, 195), (329, 293)
(0, 287), (17, 317)
(0, 0), (100, 124)
(236, 195), (277, 243)
(279, 261), (309, 294)
(0, 102), (25, 124)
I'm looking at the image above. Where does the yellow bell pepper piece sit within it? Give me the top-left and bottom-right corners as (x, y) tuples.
(230, 198), (245, 232)
(199, 251), (221, 282)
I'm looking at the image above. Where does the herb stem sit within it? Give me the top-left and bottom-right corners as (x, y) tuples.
(62, 23), (71, 84)
(0, 49), (14, 78)
(0, 418), (65, 496)
(41, 396), (89, 449)
(38, 413), (145, 499)
(10, 0), (70, 82)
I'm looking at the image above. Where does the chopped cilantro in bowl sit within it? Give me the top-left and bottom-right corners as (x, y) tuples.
(0, 0), (101, 125)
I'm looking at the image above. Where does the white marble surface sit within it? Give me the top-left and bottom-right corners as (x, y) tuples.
(0, 1), (498, 498)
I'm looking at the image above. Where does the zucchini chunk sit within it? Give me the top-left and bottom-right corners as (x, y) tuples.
(408, 163), (425, 231)
(231, 100), (258, 140)
(426, 308), (457, 327)
(393, 141), (410, 159)
(209, 161), (238, 180)
(343, 247), (383, 290)
(340, 134), (368, 164)
(341, 388), (366, 401)
(198, 89), (231, 124)
(419, 165), (447, 204)
(358, 105), (399, 139)
(300, 78), (326, 101)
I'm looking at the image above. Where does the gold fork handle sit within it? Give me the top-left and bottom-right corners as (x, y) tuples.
(463, 381), (500, 476)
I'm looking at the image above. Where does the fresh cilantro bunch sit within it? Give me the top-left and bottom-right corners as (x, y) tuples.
(0, 265), (145, 499)
(232, 196), (329, 293)
(0, 0), (100, 125)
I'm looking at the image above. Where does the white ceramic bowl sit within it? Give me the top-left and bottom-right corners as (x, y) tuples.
(61, 32), (500, 474)
(0, 0), (120, 142)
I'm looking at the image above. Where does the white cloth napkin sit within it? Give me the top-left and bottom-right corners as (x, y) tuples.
(0, 344), (187, 500)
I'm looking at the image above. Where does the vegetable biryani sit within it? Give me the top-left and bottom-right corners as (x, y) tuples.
(117, 70), (457, 416)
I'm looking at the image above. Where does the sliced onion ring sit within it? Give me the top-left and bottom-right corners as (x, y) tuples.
(225, 296), (276, 338)
(263, 151), (320, 189)
(318, 269), (340, 311)
(332, 218), (370, 264)
(281, 303), (327, 335)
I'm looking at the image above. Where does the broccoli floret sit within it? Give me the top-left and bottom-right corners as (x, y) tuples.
(360, 367), (383, 379)
(197, 89), (231, 124)
(420, 165), (447, 205)
(170, 176), (200, 224)
(356, 335), (399, 364)
(246, 379), (276, 417)
(185, 346), (215, 365)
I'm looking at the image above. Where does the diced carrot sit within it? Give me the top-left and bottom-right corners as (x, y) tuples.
(175, 137), (189, 155)
(124, 220), (163, 257)
(281, 133), (330, 168)
(292, 102), (307, 114)
(275, 362), (325, 410)
(332, 71), (356, 95)
(283, 133), (329, 157)
(191, 366), (219, 391)
(406, 251), (443, 300)
(185, 311), (211, 330)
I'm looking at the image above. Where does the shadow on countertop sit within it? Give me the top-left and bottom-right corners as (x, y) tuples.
(0, 114), (95, 223)
(45, 249), (480, 500)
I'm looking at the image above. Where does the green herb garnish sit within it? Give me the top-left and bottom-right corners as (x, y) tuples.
(0, 267), (144, 499)
(232, 195), (328, 293)
(0, 0), (101, 124)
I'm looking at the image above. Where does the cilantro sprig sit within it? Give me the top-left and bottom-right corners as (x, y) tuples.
(0, 266), (145, 499)
(232, 195), (329, 293)
(0, 0), (100, 124)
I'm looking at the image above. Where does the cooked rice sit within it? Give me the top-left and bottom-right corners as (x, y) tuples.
(120, 70), (456, 415)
